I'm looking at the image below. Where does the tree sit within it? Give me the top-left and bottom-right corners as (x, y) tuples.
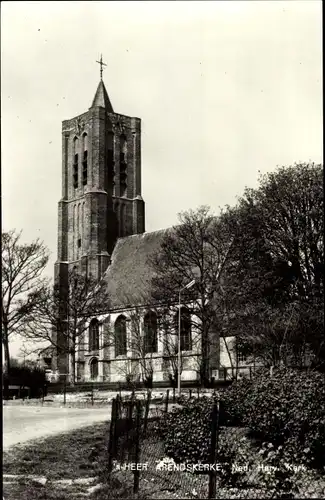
(223, 162), (324, 369)
(149, 206), (235, 386)
(158, 304), (194, 387)
(106, 290), (159, 388)
(23, 268), (111, 384)
(5, 358), (47, 398)
(1, 230), (49, 391)
(129, 307), (156, 388)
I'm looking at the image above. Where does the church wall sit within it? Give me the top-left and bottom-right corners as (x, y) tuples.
(77, 307), (205, 384)
(75, 310), (240, 384)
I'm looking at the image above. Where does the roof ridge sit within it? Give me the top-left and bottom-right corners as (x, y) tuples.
(116, 227), (172, 242)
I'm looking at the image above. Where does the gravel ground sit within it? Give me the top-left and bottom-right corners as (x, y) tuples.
(3, 405), (111, 450)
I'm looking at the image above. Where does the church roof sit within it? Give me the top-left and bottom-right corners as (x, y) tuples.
(91, 80), (114, 111)
(103, 229), (171, 310)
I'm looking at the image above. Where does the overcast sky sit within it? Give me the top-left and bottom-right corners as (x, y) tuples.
(1, 1), (323, 358)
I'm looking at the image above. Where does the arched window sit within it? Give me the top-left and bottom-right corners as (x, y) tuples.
(175, 307), (192, 351)
(107, 131), (115, 194)
(90, 358), (98, 380)
(82, 133), (88, 186)
(144, 311), (158, 354)
(73, 204), (76, 260)
(120, 134), (127, 156)
(76, 203), (81, 257)
(81, 202), (85, 248)
(73, 137), (79, 189)
(89, 319), (100, 351)
(119, 134), (127, 197)
(115, 315), (127, 356)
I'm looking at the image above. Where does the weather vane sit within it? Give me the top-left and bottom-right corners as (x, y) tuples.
(96, 54), (107, 80)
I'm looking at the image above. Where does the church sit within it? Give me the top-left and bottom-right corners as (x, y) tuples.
(52, 60), (239, 385)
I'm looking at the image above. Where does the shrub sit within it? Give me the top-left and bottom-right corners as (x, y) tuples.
(4, 360), (47, 398)
(157, 396), (217, 464)
(157, 396), (256, 486)
(224, 367), (325, 468)
(221, 376), (253, 425)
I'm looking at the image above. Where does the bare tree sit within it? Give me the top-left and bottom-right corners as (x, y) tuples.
(106, 292), (158, 388)
(128, 306), (155, 387)
(22, 268), (111, 384)
(149, 206), (235, 386)
(1, 230), (49, 389)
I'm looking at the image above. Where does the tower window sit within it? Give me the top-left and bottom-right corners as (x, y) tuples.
(119, 135), (127, 196)
(73, 153), (78, 188)
(107, 148), (115, 193)
(120, 163), (127, 197)
(82, 150), (88, 186)
(77, 238), (81, 248)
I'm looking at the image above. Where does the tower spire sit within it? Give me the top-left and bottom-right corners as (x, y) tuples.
(96, 54), (107, 80)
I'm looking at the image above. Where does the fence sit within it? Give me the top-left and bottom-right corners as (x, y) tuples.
(106, 390), (321, 499)
(107, 390), (224, 498)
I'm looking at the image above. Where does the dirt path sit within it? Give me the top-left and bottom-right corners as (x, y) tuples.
(3, 405), (111, 450)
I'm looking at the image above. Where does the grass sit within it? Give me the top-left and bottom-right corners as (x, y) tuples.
(2, 420), (188, 500)
(3, 422), (132, 500)
(3, 422), (109, 480)
(4, 415), (324, 500)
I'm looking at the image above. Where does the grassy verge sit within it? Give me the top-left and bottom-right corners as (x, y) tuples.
(2, 421), (185, 500)
(3, 422), (143, 500)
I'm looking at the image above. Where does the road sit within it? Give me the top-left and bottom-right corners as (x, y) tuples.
(3, 405), (111, 450)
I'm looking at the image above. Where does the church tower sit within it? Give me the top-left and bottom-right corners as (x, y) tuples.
(53, 59), (145, 376)
(55, 58), (145, 284)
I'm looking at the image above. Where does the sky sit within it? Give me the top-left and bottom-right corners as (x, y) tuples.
(1, 1), (323, 359)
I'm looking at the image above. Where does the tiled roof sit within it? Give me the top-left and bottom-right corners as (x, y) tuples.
(103, 229), (171, 309)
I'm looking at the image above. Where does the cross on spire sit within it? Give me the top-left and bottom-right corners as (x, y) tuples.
(96, 54), (107, 80)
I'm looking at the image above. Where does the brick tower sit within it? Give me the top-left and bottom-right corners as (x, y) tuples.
(53, 61), (145, 375)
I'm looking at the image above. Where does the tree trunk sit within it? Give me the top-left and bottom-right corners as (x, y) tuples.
(3, 326), (11, 399)
(69, 350), (76, 386)
(201, 326), (210, 387)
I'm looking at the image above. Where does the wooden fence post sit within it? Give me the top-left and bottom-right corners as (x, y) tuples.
(165, 389), (169, 413)
(133, 401), (141, 494)
(91, 383), (94, 406)
(208, 399), (220, 499)
(173, 387), (175, 403)
(108, 398), (117, 478)
(143, 390), (151, 436)
(189, 389), (192, 399)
